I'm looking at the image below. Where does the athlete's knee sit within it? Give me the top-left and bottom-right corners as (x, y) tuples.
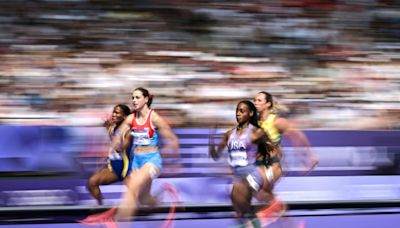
(87, 175), (100, 189)
(256, 189), (273, 202)
(139, 194), (157, 207)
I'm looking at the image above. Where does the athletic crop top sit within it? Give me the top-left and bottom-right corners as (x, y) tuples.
(227, 125), (258, 167)
(130, 110), (159, 147)
(259, 114), (281, 146)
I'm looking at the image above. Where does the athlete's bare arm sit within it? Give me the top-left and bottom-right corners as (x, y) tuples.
(151, 111), (179, 154)
(209, 128), (231, 161)
(275, 117), (318, 170)
(110, 114), (133, 153)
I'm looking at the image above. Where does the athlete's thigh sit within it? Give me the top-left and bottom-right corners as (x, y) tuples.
(126, 163), (158, 192)
(259, 164), (282, 191)
(231, 181), (251, 205)
(139, 176), (153, 196)
(255, 188), (274, 203)
(91, 168), (119, 185)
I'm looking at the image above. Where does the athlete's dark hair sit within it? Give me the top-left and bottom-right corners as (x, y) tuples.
(115, 104), (131, 116)
(134, 87), (153, 107)
(238, 100), (259, 128)
(239, 100), (275, 162)
(111, 104), (131, 130)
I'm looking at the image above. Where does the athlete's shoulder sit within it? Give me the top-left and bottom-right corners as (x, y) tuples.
(274, 116), (290, 132)
(225, 125), (236, 135)
(126, 113), (135, 125)
(149, 109), (162, 122)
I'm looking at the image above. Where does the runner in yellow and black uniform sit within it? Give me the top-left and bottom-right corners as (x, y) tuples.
(253, 91), (318, 226)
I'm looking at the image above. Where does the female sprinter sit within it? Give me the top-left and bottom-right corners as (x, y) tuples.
(209, 100), (279, 227)
(81, 88), (180, 227)
(253, 91), (319, 224)
(86, 104), (132, 205)
(253, 91), (318, 176)
(110, 87), (180, 225)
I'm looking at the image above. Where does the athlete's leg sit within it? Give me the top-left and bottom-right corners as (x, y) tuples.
(114, 163), (157, 222)
(137, 165), (159, 207)
(255, 163), (282, 202)
(87, 168), (119, 205)
(256, 164), (285, 226)
(139, 180), (159, 207)
(137, 152), (162, 207)
(231, 181), (252, 220)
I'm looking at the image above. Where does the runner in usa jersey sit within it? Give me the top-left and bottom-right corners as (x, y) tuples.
(209, 100), (278, 227)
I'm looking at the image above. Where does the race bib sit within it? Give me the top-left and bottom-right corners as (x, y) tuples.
(229, 151), (248, 167)
(131, 129), (151, 146)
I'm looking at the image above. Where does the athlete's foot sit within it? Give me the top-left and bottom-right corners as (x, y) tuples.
(249, 216), (261, 228)
(235, 218), (247, 228)
(256, 198), (285, 227)
(257, 198), (284, 216)
(78, 207), (117, 225)
(140, 194), (160, 209)
(242, 218), (256, 228)
(160, 183), (181, 228)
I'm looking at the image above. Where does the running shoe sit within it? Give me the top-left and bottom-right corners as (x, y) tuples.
(160, 183), (181, 228)
(256, 198), (285, 227)
(78, 207), (117, 225)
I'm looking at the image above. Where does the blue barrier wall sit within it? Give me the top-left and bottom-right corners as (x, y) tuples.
(0, 125), (400, 207)
(1, 126), (400, 174)
(0, 125), (77, 173)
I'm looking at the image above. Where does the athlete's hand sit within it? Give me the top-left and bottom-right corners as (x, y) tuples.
(208, 124), (219, 160)
(303, 151), (319, 176)
(103, 118), (112, 128)
(209, 148), (220, 160)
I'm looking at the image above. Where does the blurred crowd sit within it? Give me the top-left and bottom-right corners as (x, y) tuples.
(0, 0), (399, 129)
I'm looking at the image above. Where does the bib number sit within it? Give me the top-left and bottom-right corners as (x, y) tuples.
(229, 151), (248, 167)
(132, 130), (151, 145)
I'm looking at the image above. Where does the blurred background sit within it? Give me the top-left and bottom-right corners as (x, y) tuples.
(0, 0), (399, 129)
(0, 0), (400, 227)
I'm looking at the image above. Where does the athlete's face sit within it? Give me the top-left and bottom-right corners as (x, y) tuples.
(111, 106), (127, 124)
(236, 103), (252, 125)
(131, 90), (148, 111)
(253, 93), (270, 113)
